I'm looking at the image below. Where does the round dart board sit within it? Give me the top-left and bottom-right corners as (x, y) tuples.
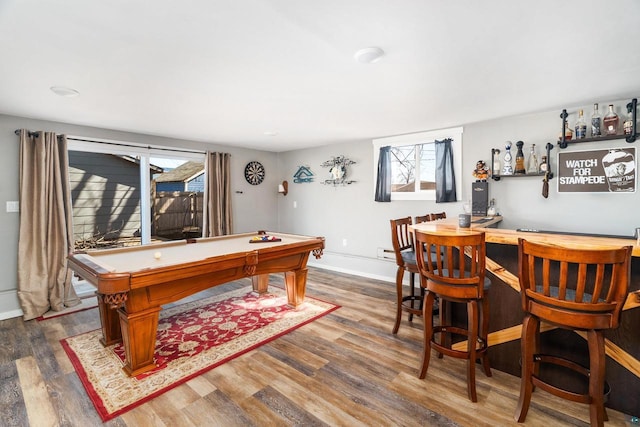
(244, 161), (265, 185)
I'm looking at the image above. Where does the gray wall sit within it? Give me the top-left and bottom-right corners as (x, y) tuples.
(277, 97), (640, 281)
(0, 114), (278, 318)
(1, 97), (638, 318)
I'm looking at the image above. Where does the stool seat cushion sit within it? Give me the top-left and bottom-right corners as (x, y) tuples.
(534, 286), (601, 303)
(402, 247), (444, 266)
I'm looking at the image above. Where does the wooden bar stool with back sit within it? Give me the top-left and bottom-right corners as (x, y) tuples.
(514, 238), (633, 427)
(390, 216), (423, 334)
(414, 229), (492, 402)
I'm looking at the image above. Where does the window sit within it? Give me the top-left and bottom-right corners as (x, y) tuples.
(372, 127), (463, 201)
(67, 136), (205, 248)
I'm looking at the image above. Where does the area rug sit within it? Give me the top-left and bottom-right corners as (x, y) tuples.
(61, 286), (339, 421)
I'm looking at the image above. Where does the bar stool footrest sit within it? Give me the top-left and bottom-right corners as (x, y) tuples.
(532, 354), (611, 405)
(431, 325), (489, 360)
(401, 295), (423, 316)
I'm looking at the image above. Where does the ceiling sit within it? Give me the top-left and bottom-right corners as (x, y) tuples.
(1, 0), (639, 152)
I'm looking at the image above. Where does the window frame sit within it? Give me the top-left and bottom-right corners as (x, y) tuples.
(372, 126), (463, 201)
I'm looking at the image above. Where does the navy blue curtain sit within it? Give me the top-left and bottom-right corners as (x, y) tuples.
(435, 138), (457, 203)
(374, 146), (391, 202)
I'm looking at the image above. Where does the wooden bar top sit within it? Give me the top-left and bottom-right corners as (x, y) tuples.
(411, 216), (640, 257)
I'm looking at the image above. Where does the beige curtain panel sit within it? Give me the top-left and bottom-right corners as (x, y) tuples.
(17, 130), (80, 320)
(204, 151), (233, 237)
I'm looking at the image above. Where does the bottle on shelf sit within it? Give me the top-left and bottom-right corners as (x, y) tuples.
(624, 103), (635, 136)
(487, 198), (497, 216)
(559, 120), (573, 141)
(502, 142), (513, 175)
(575, 109), (587, 139)
(603, 104), (619, 135)
(514, 141), (526, 174)
(591, 103), (601, 137)
(527, 144), (539, 174)
(492, 149), (501, 176)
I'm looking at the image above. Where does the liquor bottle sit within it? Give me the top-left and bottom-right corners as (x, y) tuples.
(492, 149), (501, 176)
(559, 120), (573, 141)
(603, 104), (619, 135)
(526, 144), (539, 174)
(591, 103), (601, 137)
(574, 109), (587, 139)
(514, 141), (526, 174)
(623, 103), (634, 136)
(502, 142), (513, 175)
(487, 198), (497, 216)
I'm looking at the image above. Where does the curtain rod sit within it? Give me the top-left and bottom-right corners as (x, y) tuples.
(14, 130), (207, 155)
(14, 129), (40, 137)
(67, 136), (206, 155)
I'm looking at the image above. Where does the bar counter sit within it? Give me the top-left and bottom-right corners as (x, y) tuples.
(411, 217), (640, 416)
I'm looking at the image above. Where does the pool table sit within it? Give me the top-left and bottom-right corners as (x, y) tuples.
(68, 231), (324, 376)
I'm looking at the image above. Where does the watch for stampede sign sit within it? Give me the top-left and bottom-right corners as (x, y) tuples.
(557, 147), (636, 193)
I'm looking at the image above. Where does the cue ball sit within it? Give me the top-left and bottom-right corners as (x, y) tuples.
(154, 251), (162, 259)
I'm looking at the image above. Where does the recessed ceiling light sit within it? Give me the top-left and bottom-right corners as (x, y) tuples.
(354, 47), (385, 64)
(50, 86), (80, 97)
(263, 131), (278, 136)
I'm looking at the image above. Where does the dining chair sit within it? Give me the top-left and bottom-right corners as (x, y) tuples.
(514, 238), (632, 427)
(414, 229), (492, 402)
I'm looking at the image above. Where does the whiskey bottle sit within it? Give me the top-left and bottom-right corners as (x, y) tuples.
(514, 141), (526, 174)
(603, 104), (619, 135)
(591, 103), (601, 137)
(526, 144), (539, 174)
(575, 109), (587, 139)
(623, 103), (634, 136)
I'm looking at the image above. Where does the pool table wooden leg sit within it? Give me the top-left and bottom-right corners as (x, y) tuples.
(284, 268), (307, 307)
(118, 306), (162, 376)
(251, 274), (270, 294)
(96, 293), (122, 346)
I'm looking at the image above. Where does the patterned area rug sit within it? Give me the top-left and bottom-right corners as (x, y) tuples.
(61, 286), (339, 421)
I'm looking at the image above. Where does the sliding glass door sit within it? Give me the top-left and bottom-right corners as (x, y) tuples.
(67, 138), (204, 250)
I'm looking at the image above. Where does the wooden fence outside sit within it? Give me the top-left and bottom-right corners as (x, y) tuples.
(153, 191), (203, 238)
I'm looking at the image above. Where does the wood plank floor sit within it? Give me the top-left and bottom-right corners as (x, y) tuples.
(0, 267), (634, 426)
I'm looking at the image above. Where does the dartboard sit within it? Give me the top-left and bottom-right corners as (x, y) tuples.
(244, 161), (265, 185)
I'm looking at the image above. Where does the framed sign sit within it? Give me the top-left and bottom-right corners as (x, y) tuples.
(557, 147), (636, 193)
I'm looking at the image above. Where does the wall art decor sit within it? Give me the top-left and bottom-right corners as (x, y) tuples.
(293, 165), (315, 183)
(320, 155), (356, 186)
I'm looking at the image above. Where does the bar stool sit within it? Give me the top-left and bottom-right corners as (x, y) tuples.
(390, 217), (422, 334)
(415, 214), (431, 224)
(414, 230), (492, 402)
(514, 238), (632, 427)
(430, 212), (447, 221)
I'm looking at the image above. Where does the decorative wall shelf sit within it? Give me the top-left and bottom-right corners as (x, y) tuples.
(558, 98), (637, 149)
(491, 143), (554, 181)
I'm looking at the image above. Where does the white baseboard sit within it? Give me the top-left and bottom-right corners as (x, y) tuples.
(308, 250), (398, 283)
(0, 289), (22, 320)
